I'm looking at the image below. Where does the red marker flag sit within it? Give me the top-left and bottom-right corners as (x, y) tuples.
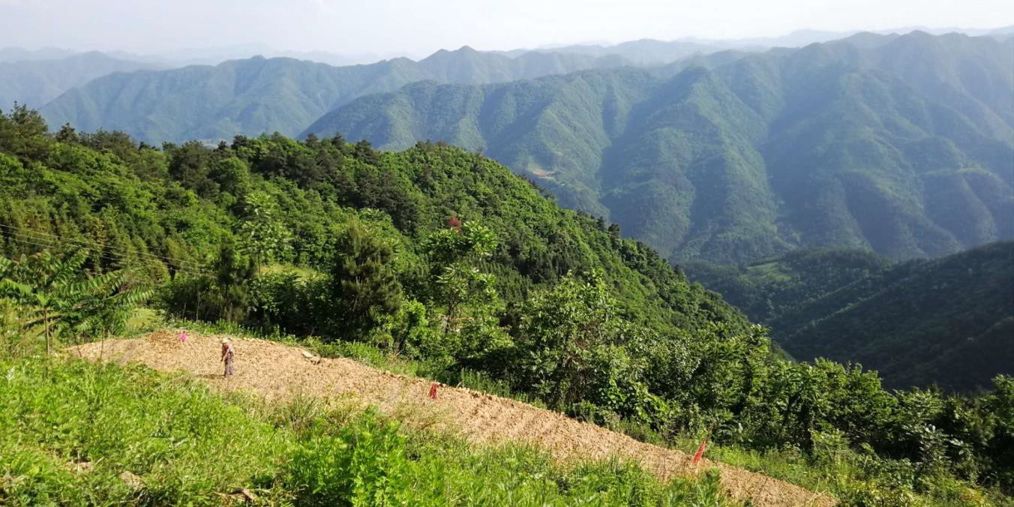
(428, 383), (439, 400)
(691, 436), (709, 465)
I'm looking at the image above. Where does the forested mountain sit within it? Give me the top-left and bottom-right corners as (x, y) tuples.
(40, 48), (627, 143)
(307, 31), (1014, 264)
(684, 248), (892, 325)
(0, 51), (150, 108)
(773, 243), (1013, 392)
(687, 244), (1014, 391)
(3, 107), (1013, 502)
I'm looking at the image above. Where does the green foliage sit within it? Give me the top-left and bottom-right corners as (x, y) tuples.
(2, 108), (1011, 502)
(161, 243), (256, 324)
(513, 271), (658, 421)
(326, 220), (403, 340)
(288, 411), (408, 506)
(689, 243), (1014, 391)
(0, 250), (150, 355)
(237, 191), (294, 265)
(685, 248), (890, 324)
(422, 220), (510, 364)
(0, 358), (286, 505)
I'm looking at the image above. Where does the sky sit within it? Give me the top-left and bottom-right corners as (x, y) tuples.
(1, 0), (1012, 59)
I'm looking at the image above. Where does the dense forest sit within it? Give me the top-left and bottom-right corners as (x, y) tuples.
(307, 31), (1014, 264)
(687, 245), (1014, 391)
(1, 107), (1012, 503)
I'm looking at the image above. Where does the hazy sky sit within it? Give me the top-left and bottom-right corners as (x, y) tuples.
(2, 0), (1012, 58)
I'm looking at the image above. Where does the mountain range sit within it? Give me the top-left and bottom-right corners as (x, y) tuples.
(0, 51), (151, 108)
(39, 48), (628, 143)
(306, 31), (1014, 264)
(6, 31), (1011, 266)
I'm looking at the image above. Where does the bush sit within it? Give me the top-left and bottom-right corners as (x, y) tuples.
(287, 411), (408, 506)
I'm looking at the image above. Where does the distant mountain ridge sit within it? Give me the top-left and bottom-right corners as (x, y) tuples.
(40, 48), (630, 143)
(0, 47), (77, 62)
(0, 51), (151, 108)
(306, 31), (1014, 264)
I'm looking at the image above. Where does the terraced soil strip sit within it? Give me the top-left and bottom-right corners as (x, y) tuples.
(73, 332), (835, 506)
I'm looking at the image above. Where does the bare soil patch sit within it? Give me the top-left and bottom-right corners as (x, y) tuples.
(73, 331), (834, 506)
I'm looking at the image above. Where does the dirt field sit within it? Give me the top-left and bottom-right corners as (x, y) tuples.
(72, 331), (834, 506)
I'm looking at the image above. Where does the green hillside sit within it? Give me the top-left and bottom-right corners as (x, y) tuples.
(307, 31), (1014, 264)
(775, 243), (1014, 392)
(684, 248), (892, 325)
(2, 107), (1014, 502)
(40, 48), (628, 143)
(687, 244), (1014, 391)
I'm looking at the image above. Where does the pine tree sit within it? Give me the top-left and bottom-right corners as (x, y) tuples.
(326, 221), (402, 340)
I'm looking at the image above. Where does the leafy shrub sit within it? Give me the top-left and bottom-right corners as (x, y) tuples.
(287, 411), (408, 506)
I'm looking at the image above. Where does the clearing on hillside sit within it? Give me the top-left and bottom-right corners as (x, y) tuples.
(73, 331), (834, 507)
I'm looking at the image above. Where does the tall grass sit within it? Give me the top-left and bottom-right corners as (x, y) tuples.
(0, 357), (735, 506)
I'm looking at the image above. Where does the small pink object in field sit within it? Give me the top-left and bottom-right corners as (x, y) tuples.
(178, 331), (189, 343)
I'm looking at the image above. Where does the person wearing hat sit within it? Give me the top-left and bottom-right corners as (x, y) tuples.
(220, 338), (235, 377)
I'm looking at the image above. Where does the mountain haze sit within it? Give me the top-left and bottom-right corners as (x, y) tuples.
(40, 48), (628, 143)
(307, 32), (1014, 264)
(0, 51), (151, 108)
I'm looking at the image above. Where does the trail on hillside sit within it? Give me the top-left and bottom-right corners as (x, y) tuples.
(73, 331), (834, 507)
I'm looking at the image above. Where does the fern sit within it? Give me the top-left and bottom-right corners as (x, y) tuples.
(0, 249), (152, 354)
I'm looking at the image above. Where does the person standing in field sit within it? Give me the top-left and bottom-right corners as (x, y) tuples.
(220, 338), (235, 377)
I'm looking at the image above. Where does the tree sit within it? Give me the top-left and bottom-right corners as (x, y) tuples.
(326, 221), (402, 340)
(514, 270), (656, 419)
(422, 220), (509, 362)
(236, 191), (293, 266)
(0, 250), (150, 354)
(0, 103), (50, 160)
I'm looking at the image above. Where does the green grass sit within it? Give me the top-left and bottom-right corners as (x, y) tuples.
(0, 357), (735, 506)
(123, 307), (163, 337)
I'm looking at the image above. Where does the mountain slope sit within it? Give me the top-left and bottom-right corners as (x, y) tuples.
(307, 32), (1014, 264)
(0, 51), (151, 108)
(687, 243), (1014, 391)
(74, 332), (833, 507)
(4, 109), (1013, 501)
(40, 48), (628, 143)
(775, 242), (1014, 391)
